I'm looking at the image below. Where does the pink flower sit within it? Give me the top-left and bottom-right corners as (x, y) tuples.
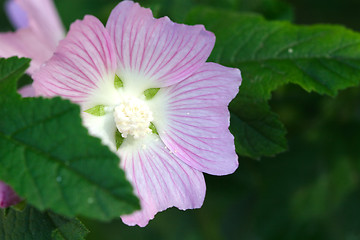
(33, 1), (241, 226)
(0, 181), (21, 208)
(0, 0), (65, 74)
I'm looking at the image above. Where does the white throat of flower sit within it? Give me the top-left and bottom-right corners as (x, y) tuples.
(83, 74), (160, 150)
(113, 96), (153, 139)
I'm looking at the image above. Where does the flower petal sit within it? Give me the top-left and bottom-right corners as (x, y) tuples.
(119, 135), (205, 227)
(18, 85), (36, 97)
(5, 0), (29, 29)
(151, 62), (242, 175)
(106, 1), (215, 91)
(12, 0), (65, 47)
(0, 181), (21, 208)
(0, 29), (54, 74)
(0, 0), (65, 74)
(33, 15), (118, 107)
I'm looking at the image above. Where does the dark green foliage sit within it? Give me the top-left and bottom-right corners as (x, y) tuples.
(187, 8), (360, 158)
(229, 97), (287, 158)
(0, 205), (89, 240)
(142, 0), (293, 22)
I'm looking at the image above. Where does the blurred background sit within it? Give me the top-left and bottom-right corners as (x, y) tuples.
(1, 0), (360, 239)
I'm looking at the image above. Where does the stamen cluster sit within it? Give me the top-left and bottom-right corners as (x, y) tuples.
(113, 96), (153, 139)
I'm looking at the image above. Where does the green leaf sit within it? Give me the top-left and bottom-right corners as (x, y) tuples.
(229, 97), (287, 158)
(49, 211), (88, 240)
(240, 0), (294, 21)
(114, 74), (123, 89)
(84, 105), (105, 116)
(0, 205), (89, 240)
(144, 88), (160, 100)
(143, 0), (293, 23)
(0, 57), (30, 94)
(188, 9), (360, 98)
(142, 0), (194, 22)
(0, 57), (140, 221)
(11, 200), (27, 212)
(186, 8), (360, 158)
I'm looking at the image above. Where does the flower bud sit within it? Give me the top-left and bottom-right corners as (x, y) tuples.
(0, 181), (21, 208)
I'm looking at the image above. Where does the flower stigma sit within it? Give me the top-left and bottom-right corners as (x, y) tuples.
(113, 96), (154, 139)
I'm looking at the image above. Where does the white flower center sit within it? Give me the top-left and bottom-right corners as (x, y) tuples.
(113, 96), (153, 139)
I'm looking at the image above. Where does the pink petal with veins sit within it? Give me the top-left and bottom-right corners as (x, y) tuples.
(154, 62), (242, 175)
(0, 0), (64, 74)
(33, 16), (117, 106)
(119, 135), (205, 227)
(106, 1), (215, 89)
(0, 29), (54, 74)
(11, 0), (64, 47)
